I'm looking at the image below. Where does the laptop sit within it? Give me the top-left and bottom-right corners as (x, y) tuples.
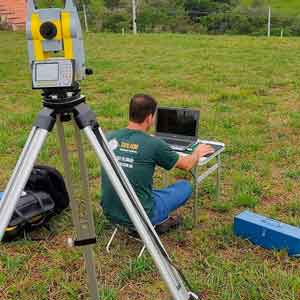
(155, 107), (200, 152)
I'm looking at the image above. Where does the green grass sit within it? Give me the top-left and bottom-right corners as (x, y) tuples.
(1, 31), (300, 299)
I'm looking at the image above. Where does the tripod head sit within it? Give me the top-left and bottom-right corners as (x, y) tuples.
(26, 0), (92, 105)
(41, 83), (86, 111)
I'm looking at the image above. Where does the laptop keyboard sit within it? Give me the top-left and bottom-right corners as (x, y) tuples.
(163, 138), (191, 146)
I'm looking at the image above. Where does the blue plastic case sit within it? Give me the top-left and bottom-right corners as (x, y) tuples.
(234, 210), (300, 257)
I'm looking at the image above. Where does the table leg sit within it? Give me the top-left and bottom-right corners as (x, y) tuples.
(216, 154), (221, 201)
(193, 167), (199, 226)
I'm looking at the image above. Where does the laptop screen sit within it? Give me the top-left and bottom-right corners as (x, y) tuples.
(156, 107), (199, 138)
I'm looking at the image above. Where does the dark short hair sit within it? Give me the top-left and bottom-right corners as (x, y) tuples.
(129, 94), (157, 123)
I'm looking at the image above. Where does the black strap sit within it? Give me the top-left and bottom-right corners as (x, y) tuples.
(24, 221), (56, 242)
(14, 207), (27, 223)
(73, 237), (97, 246)
(26, 190), (46, 212)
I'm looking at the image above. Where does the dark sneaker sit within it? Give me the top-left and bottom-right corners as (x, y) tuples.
(155, 216), (182, 234)
(128, 228), (140, 239)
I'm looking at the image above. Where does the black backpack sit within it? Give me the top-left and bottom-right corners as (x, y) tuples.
(2, 165), (69, 241)
(26, 165), (69, 213)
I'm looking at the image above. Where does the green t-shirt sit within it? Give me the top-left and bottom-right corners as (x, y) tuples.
(101, 128), (179, 225)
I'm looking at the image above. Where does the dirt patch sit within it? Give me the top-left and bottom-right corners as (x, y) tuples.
(194, 290), (211, 300)
(261, 195), (284, 206)
(269, 84), (293, 97)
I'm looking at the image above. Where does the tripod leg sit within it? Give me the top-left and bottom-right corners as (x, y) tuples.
(56, 118), (81, 229)
(0, 127), (49, 240)
(193, 167), (199, 227)
(73, 119), (99, 300)
(5, 127), (36, 184)
(56, 117), (99, 300)
(73, 118), (97, 237)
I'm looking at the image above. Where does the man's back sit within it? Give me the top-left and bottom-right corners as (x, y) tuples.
(101, 128), (178, 225)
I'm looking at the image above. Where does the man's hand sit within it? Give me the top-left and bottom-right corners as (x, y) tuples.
(175, 144), (215, 171)
(195, 144), (215, 158)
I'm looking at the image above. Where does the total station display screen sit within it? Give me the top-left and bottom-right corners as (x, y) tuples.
(156, 108), (199, 137)
(36, 63), (59, 81)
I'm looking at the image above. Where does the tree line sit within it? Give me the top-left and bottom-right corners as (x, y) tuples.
(38, 0), (300, 36)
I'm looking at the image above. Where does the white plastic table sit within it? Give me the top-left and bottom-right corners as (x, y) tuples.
(163, 140), (225, 226)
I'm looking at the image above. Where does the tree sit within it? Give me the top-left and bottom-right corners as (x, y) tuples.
(84, 0), (105, 31)
(184, 0), (237, 21)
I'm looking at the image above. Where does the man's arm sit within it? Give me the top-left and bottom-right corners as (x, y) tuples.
(175, 144), (214, 171)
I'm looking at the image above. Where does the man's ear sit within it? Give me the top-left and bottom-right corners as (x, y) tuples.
(144, 114), (153, 130)
(145, 114), (152, 124)
(149, 114), (155, 126)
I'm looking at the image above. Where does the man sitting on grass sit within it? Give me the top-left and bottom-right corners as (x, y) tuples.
(101, 94), (213, 233)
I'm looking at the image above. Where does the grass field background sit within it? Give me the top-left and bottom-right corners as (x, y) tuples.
(1, 31), (300, 299)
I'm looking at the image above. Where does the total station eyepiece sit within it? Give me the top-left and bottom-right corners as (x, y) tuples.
(39, 21), (58, 40)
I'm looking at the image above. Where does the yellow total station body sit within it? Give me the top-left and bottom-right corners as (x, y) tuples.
(26, 0), (86, 83)
(30, 12), (74, 61)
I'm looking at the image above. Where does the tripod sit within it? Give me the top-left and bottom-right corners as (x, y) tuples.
(0, 87), (199, 300)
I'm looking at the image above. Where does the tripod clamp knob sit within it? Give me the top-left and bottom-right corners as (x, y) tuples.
(85, 68), (93, 76)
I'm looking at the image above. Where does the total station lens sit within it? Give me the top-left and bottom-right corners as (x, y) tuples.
(40, 22), (57, 40)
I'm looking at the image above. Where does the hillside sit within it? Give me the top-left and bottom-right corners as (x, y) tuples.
(22, 1), (300, 35)
(241, 0), (300, 15)
(35, 0), (300, 16)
